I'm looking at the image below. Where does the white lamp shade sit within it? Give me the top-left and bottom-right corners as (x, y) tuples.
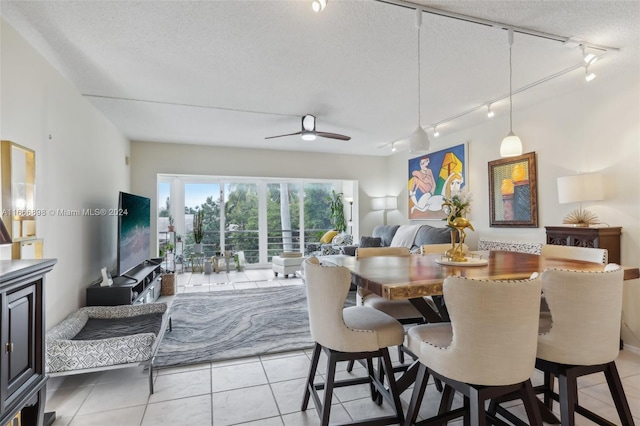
(371, 197), (386, 211)
(312, 0), (326, 12)
(372, 196), (397, 211)
(500, 132), (523, 157)
(557, 173), (604, 204)
(408, 126), (430, 154)
(385, 196), (397, 210)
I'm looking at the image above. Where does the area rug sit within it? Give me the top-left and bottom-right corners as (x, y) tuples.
(154, 285), (354, 368)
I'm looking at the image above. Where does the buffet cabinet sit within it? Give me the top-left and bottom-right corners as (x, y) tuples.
(545, 226), (621, 264)
(0, 259), (56, 426)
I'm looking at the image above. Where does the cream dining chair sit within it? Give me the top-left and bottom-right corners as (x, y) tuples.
(535, 265), (633, 426)
(301, 257), (405, 426)
(539, 244), (608, 314)
(349, 246), (428, 370)
(540, 244), (608, 264)
(404, 274), (543, 426)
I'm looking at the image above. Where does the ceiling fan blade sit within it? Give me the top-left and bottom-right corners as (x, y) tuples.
(265, 131), (303, 140)
(316, 132), (351, 141)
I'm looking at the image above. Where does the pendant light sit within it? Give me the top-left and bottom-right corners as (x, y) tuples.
(500, 29), (523, 158)
(409, 8), (430, 154)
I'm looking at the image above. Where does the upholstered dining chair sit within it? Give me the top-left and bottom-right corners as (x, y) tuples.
(540, 244), (608, 264)
(301, 257), (406, 426)
(534, 265), (633, 426)
(404, 274), (543, 426)
(350, 246), (426, 369)
(539, 245), (608, 314)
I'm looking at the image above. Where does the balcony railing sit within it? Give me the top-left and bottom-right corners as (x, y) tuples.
(164, 229), (330, 265)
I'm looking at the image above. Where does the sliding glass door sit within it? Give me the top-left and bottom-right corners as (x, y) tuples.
(158, 176), (355, 266)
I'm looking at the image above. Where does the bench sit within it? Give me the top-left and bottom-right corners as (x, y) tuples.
(477, 239), (542, 254)
(46, 303), (171, 394)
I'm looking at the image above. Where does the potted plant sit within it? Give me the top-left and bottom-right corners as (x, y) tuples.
(168, 215), (175, 232)
(176, 234), (182, 242)
(164, 242), (174, 253)
(326, 190), (347, 233)
(193, 209), (204, 253)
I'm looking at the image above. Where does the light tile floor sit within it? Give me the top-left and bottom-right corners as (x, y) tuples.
(46, 269), (640, 425)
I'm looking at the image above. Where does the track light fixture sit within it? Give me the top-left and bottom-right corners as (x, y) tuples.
(391, 142), (397, 152)
(581, 45), (598, 65)
(312, 0), (326, 13)
(585, 66), (596, 82)
(487, 104), (495, 118)
(433, 126), (440, 137)
(500, 29), (523, 158)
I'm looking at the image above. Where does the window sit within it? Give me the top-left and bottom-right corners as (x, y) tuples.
(158, 176), (356, 266)
(184, 183), (220, 257)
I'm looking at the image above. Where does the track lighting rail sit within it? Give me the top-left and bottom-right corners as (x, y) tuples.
(373, 0), (619, 52)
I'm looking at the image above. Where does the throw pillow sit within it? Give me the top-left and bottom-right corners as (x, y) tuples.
(359, 236), (382, 248)
(390, 225), (422, 248)
(320, 230), (339, 244)
(332, 234), (345, 245)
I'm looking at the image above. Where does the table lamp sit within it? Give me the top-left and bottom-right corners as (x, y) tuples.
(557, 173), (604, 226)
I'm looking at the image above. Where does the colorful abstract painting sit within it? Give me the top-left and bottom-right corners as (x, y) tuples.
(408, 142), (467, 220)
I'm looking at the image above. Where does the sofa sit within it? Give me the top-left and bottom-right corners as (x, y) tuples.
(342, 224), (452, 256)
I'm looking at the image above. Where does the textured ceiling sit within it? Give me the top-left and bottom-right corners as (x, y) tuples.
(1, 0), (638, 156)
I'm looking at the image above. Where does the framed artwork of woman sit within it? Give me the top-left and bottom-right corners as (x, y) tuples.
(408, 142), (467, 220)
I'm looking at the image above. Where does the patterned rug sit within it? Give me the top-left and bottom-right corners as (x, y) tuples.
(154, 285), (354, 368)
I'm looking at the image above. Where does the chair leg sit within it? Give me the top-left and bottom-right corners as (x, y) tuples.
(463, 396), (471, 426)
(320, 350), (339, 426)
(302, 343), (321, 411)
(439, 384), (455, 415)
(366, 357), (378, 401)
(380, 348), (405, 424)
(346, 359), (355, 372)
(520, 380), (543, 426)
(404, 363), (430, 426)
(544, 370), (555, 410)
(398, 345), (405, 364)
(603, 361), (635, 425)
(468, 387), (486, 426)
(558, 368), (579, 426)
(376, 356), (384, 405)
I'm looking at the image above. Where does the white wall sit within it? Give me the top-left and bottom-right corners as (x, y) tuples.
(387, 68), (640, 348)
(1, 19), (130, 328)
(130, 141), (389, 252)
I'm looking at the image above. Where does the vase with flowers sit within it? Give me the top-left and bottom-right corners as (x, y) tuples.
(442, 188), (473, 262)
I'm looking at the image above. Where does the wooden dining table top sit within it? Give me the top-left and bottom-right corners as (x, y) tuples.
(323, 251), (640, 301)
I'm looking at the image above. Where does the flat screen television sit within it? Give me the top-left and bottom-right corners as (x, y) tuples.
(117, 191), (151, 277)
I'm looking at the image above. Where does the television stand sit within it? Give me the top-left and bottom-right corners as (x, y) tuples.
(86, 259), (163, 306)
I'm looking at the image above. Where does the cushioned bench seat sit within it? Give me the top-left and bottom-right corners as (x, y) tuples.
(46, 303), (170, 394)
(272, 254), (304, 278)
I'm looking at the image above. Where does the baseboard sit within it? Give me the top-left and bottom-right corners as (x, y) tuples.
(622, 343), (640, 355)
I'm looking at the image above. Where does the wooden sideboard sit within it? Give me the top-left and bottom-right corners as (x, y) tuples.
(545, 226), (622, 264)
(0, 259), (56, 426)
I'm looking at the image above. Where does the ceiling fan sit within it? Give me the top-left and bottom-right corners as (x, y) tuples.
(265, 115), (351, 141)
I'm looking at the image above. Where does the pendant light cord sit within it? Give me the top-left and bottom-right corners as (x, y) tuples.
(508, 29), (514, 133)
(417, 15), (421, 127)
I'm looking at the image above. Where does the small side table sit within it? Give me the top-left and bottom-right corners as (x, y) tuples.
(189, 253), (205, 273)
(211, 253), (231, 273)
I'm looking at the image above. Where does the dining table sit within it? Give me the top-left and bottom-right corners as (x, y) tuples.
(325, 250), (639, 319)
(322, 249), (640, 416)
